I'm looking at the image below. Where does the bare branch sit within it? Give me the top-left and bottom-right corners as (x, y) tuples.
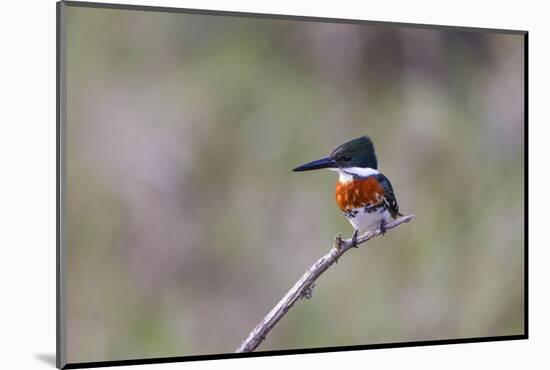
(235, 215), (415, 353)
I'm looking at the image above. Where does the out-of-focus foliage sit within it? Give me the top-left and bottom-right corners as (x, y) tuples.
(65, 5), (524, 363)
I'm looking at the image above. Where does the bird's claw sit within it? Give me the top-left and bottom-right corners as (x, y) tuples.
(301, 283), (316, 299)
(351, 229), (359, 248)
(380, 220), (387, 235)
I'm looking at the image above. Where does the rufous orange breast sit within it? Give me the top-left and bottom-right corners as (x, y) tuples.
(335, 176), (385, 211)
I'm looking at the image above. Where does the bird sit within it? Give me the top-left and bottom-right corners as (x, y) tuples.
(292, 135), (402, 246)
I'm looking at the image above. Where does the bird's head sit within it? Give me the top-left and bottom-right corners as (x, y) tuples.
(292, 135), (378, 172)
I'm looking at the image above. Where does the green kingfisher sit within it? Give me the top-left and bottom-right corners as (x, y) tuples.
(293, 135), (402, 245)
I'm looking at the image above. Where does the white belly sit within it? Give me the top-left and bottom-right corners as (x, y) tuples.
(346, 207), (393, 232)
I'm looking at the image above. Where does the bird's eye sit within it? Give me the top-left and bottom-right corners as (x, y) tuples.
(332, 153), (351, 162)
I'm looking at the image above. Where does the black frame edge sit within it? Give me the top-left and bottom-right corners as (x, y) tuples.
(523, 32), (529, 339)
(62, 335), (527, 369)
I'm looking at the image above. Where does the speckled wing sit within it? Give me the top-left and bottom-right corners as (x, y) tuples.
(375, 173), (401, 218)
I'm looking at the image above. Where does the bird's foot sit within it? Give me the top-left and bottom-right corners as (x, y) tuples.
(301, 283), (316, 300)
(351, 229), (359, 248)
(380, 220), (387, 235)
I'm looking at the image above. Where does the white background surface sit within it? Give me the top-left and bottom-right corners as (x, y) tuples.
(0, 0), (546, 369)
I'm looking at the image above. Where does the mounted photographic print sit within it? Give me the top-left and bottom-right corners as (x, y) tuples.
(57, 1), (527, 368)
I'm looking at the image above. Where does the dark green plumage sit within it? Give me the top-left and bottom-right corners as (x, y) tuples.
(375, 173), (402, 218)
(330, 135), (378, 170)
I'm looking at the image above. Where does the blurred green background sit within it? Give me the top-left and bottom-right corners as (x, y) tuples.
(64, 5), (525, 364)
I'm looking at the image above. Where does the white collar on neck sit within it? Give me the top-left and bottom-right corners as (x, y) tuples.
(331, 167), (379, 183)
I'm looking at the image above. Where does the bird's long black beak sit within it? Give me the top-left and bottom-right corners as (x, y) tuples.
(292, 157), (337, 172)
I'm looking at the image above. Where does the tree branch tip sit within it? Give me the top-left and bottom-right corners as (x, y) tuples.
(399, 214), (415, 222)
